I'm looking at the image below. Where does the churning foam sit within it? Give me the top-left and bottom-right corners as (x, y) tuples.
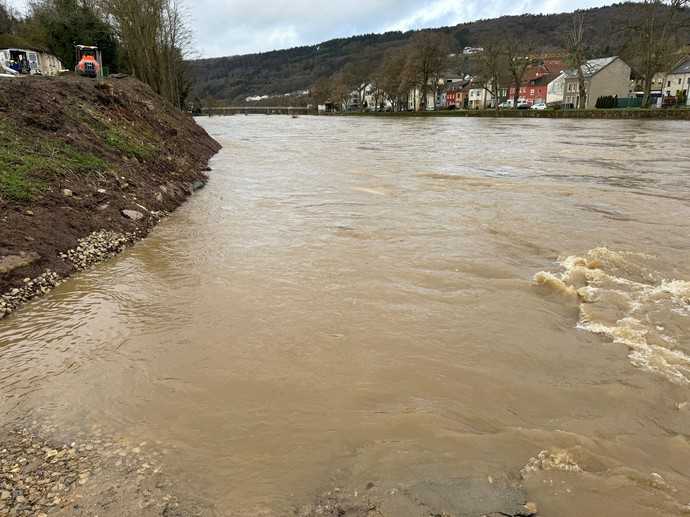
(520, 448), (583, 479)
(534, 247), (690, 385)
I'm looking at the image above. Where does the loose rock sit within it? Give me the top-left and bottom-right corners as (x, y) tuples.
(65, 230), (136, 271)
(0, 270), (61, 319)
(121, 209), (144, 221)
(0, 252), (40, 274)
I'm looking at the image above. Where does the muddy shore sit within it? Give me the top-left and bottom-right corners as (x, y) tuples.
(0, 75), (221, 317)
(0, 420), (540, 517)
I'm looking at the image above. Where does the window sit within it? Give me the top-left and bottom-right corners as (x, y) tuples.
(530, 89), (535, 95)
(679, 79), (683, 85)
(668, 81), (671, 87)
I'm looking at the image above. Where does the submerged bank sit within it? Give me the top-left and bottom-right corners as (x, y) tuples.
(0, 75), (221, 317)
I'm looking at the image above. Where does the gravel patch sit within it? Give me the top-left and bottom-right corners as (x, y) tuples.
(0, 271), (61, 319)
(62, 230), (138, 271)
(0, 424), (215, 517)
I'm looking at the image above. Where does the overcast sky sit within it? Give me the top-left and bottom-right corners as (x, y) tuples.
(6, 0), (609, 58)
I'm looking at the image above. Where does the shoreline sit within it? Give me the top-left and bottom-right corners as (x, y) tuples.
(330, 108), (690, 120)
(0, 75), (221, 319)
(0, 180), (210, 320)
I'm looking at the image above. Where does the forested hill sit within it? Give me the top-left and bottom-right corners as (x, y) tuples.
(187, 3), (690, 104)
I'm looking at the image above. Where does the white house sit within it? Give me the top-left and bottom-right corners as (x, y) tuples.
(546, 56), (631, 109)
(407, 86), (436, 111)
(662, 56), (690, 105)
(546, 72), (566, 105)
(463, 47), (484, 55)
(0, 48), (63, 76)
(468, 85), (494, 109)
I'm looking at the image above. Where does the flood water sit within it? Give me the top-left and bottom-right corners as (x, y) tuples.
(2, 116), (690, 516)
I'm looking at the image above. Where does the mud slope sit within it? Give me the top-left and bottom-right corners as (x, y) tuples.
(0, 75), (221, 314)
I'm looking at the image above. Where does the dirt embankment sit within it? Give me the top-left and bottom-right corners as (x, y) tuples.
(0, 75), (221, 316)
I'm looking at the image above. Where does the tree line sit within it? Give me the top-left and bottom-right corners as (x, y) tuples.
(310, 32), (452, 112)
(309, 0), (690, 111)
(0, 0), (192, 108)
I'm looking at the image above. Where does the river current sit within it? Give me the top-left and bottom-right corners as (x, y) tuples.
(1, 116), (690, 516)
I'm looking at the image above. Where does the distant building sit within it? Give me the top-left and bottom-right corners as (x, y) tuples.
(463, 47), (484, 55)
(547, 56), (631, 109)
(434, 76), (464, 109)
(445, 84), (468, 109)
(407, 86), (436, 111)
(318, 102), (339, 113)
(0, 47), (63, 76)
(630, 71), (665, 101)
(468, 83), (494, 109)
(662, 56), (690, 105)
(507, 59), (565, 105)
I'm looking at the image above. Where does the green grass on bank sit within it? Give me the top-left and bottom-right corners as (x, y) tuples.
(104, 128), (157, 161)
(0, 120), (107, 202)
(79, 107), (158, 162)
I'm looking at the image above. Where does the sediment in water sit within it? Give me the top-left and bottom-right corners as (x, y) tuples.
(534, 247), (690, 385)
(0, 75), (221, 317)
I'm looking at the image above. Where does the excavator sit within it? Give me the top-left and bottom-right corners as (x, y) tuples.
(75, 45), (103, 79)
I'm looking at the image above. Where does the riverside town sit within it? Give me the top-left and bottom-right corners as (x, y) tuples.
(1, 1), (690, 517)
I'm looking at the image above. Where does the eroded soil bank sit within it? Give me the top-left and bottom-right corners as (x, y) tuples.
(0, 75), (220, 316)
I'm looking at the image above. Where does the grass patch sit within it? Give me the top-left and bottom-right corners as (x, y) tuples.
(81, 107), (159, 161)
(105, 128), (157, 161)
(0, 120), (107, 202)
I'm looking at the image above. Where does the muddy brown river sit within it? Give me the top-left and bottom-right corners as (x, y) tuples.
(2, 116), (690, 516)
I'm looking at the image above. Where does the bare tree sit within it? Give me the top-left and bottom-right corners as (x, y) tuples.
(328, 71), (352, 111)
(159, 0), (193, 108)
(623, 0), (690, 108)
(407, 32), (449, 111)
(505, 40), (535, 108)
(565, 11), (588, 109)
(341, 60), (372, 112)
(310, 76), (333, 104)
(377, 48), (412, 111)
(104, 0), (192, 108)
(476, 38), (507, 111)
(0, 1), (19, 35)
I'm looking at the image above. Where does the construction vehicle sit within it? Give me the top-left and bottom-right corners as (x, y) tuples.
(75, 45), (102, 79)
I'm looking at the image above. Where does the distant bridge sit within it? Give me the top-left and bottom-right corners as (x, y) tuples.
(200, 106), (313, 116)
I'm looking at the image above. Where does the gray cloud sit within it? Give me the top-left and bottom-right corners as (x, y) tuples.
(6, 0), (609, 58)
(188, 0), (609, 57)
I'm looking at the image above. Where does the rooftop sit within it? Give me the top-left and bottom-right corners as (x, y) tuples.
(670, 56), (690, 74)
(564, 56), (618, 79)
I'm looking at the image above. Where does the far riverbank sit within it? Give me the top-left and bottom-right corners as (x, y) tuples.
(334, 107), (690, 120)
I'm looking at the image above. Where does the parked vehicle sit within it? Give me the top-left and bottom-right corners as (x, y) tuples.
(498, 100), (514, 109)
(530, 102), (547, 110)
(517, 101), (532, 109)
(75, 45), (102, 79)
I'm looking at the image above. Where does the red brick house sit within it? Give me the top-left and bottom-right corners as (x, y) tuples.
(445, 82), (470, 108)
(507, 59), (565, 105)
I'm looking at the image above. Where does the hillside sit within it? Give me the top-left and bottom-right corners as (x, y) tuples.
(188, 2), (690, 104)
(0, 75), (220, 317)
